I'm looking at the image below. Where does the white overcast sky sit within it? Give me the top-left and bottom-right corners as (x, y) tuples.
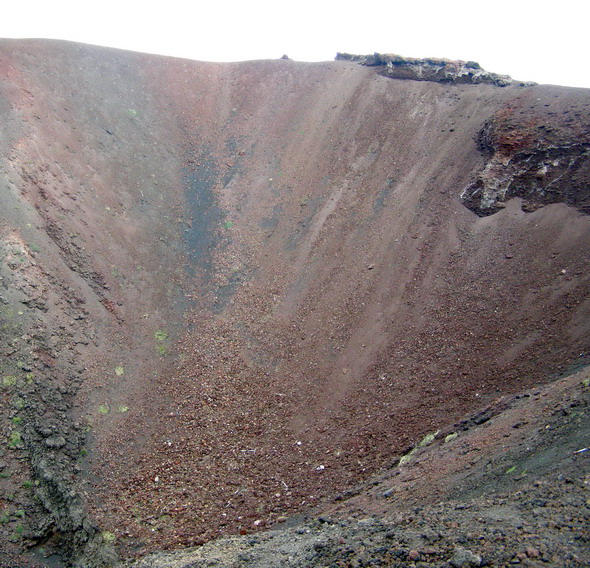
(1, 0), (589, 88)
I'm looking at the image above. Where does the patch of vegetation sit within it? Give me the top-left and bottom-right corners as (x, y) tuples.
(128, 109), (138, 118)
(22, 481), (34, 489)
(102, 531), (116, 544)
(156, 344), (167, 356)
(115, 366), (125, 377)
(398, 452), (412, 467)
(505, 466), (517, 474)
(11, 416), (22, 426)
(418, 430), (439, 448)
(2, 375), (16, 388)
(117, 405), (129, 413)
(29, 243), (41, 252)
(0, 510), (10, 524)
(154, 329), (168, 341)
(8, 431), (22, 448)
(224, 221), (234, 229)
(399, 430), (440, 466)
(98, 404), (110, 415)
(9, 523), (24, 541)
(13, 398), (25, 410)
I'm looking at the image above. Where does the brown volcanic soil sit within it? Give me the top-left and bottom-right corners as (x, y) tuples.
(0, 40), (589, 566)
(130, 367), (590, 567)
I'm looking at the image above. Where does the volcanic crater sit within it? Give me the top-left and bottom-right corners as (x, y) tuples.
(0, 41), (589, 567)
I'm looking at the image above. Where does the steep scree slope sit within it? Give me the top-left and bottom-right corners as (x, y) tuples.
(0, 40), (588, 566)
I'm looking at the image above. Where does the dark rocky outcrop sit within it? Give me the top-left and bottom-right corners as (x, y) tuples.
(336, 52), (533, 86)
(461, 90), (590, 215)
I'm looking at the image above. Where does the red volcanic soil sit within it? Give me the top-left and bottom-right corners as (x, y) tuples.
(0, 40), (588, 566)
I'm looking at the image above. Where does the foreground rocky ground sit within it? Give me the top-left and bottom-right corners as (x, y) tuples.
(0, 41), (588, 566)
(129, 368), (590, 568)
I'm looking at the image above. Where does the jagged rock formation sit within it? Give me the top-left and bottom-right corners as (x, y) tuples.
(461, 90), (590, 215)
(335, 52), (533, 86)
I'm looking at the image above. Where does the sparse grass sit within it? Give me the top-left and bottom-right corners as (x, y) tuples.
(102, 530), (116, 544)
(399, 431), (440, 466)
(2, 376), (16, 388)
(155, 330), (169, 355)
(8, 431), (22, 448)
(9, 523), (24, 541)
(398, 452), (413, 467)
(417, 430), (439, 448)
(156, 344), (167, 356)
(154, 330), (168, 341)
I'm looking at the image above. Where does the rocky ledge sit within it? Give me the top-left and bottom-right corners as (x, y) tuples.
(335, 53), (533, 87)
(461, 91), (590, 216)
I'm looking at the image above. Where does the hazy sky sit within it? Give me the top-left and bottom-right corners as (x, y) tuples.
(1, 0), (589, 88)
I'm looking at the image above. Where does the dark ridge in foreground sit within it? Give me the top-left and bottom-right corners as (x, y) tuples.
(0, 40), (588, 567)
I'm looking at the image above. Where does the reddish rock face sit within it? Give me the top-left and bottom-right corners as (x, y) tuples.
(0, 40), (588, 566)
(462, 89), (590, 215)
